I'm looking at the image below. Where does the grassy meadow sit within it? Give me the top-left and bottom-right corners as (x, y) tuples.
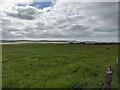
(2, 43), (118, 88)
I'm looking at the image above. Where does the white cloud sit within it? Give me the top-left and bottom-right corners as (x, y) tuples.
(0, 0), (118, 42)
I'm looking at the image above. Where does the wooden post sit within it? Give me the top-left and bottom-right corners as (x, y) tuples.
(105, 65), (112, 89)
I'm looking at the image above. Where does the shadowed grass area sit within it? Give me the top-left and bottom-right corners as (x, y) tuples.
(2, 43), (118, 88)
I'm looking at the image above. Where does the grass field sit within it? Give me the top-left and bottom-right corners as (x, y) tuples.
(2, 43), (118, 88)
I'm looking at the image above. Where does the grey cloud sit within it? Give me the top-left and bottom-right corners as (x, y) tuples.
(93, 32), (118, 37)
(7, 6), (39, 20)
(2, 18), (12, 26)
(7, 12), (35, 20)
(35, 22), (45, 30)
(93, 26), (118, 33)
(1, 2), (118, 41)
(2, 30), (19, 40)
(70, 24), (89, 31)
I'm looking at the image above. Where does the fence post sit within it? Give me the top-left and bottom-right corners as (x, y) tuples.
(105, 65), (112, 89)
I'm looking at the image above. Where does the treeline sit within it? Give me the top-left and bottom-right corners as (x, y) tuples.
(68, 42), (120, 45)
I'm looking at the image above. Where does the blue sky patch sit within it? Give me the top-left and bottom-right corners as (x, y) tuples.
(17, 0), (53, 9)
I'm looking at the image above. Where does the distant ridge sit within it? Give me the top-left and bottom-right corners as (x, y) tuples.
(0, 40), (119, 45)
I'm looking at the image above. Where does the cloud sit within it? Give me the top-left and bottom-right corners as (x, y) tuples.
(6, 6), (40, 20)
(0, 0), (118, 41)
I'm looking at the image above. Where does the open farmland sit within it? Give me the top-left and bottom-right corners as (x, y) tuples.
(2, 43), (118, 88)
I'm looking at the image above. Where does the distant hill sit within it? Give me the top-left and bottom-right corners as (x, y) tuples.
(1, 40), (119, 45)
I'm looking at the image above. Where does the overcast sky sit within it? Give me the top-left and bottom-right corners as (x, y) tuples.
(0, 0), (119, 42)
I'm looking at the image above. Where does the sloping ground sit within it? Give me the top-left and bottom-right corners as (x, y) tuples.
(2, 44), (118, 88)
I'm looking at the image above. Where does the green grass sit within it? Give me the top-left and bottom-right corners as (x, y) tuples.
(2, 43), (118, 88)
